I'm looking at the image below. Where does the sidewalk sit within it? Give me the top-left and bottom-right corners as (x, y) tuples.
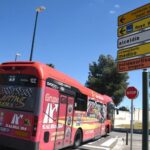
(122, 133), (150, 150)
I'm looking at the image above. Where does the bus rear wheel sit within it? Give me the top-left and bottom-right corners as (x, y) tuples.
(73, 129), (82, 148)
(105, 126), (109, 135)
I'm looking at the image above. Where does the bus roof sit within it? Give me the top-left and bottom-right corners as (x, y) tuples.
(1, 61), (104, 102)
(103, 95), (113, 103)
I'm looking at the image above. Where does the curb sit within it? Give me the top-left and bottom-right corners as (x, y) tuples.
(112, 128), (150, 134)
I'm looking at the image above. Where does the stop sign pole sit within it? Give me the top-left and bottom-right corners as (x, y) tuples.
(126, 86), (138, 150)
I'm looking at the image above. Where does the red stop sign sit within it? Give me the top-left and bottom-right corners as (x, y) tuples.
(126, 86), (138, 99)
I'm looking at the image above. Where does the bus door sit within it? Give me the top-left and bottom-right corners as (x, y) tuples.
(54, 94), (74, 149)
(41, 87), (59, 150)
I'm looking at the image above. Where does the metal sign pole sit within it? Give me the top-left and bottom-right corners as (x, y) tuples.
(130, 100), (133, 150)
(142, 69), (149, 150)
(125, 86), (138, 150)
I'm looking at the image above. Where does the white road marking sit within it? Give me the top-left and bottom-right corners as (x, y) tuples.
(83, 144), (110, 150)
(89, 141), (96, 144)
(88, 140), (99, 144)
(88, 137), (105, 145)
(112, 137), (125, 150)
(101, 137), (118, 147)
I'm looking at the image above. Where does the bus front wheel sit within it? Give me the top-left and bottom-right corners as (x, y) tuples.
(73, 129), (82, 148)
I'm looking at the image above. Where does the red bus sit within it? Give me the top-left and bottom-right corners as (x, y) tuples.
(0, 61), (114, 150)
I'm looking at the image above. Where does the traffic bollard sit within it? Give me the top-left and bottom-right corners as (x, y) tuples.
(126, 130), (128, 145)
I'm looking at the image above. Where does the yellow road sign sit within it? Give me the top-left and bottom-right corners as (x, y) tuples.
(118, 17), (150, 37)
(118, 3), (150, 26)
(117, 43), (150, 60)
(117, 56), (150, 72)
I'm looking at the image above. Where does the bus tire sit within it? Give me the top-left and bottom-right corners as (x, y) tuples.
(105, 126), (109, 135)
(73, 129), (82, 148)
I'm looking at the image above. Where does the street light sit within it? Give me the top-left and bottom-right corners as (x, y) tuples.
(15, 53), (21, 61)
(29, 6), (46, 61)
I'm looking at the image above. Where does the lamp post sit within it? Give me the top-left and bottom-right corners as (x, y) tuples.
(29, 6), (46, 61)
(15, 53), (21, 61)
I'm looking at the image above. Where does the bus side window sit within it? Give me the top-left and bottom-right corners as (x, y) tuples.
(97, 103), (105, 123)
(87, 100), (97, 118)
(75, 93), (87, 111)
(96, 102), (103, 123)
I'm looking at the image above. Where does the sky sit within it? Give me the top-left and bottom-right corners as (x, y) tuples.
(0, 0), (150, 109)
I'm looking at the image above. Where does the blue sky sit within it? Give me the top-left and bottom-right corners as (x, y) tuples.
(0, 0), (150, 109)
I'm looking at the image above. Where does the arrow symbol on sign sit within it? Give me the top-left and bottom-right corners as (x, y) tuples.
(120, 16), (125, 24)
(120, 27), (126, 35)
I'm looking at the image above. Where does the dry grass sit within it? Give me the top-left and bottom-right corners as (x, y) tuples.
(116, 122), (150, 129)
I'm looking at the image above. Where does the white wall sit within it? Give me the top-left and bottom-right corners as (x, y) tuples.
(114, 108), (149, 127)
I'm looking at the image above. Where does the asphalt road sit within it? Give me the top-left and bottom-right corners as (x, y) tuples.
(0, 131), (126, 150)
(63, 131), (126, 150)
(1, 131), (149, 150)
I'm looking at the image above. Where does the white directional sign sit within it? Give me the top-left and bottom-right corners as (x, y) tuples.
(118, 30), (150, 48)
(118, 29), (150, 49)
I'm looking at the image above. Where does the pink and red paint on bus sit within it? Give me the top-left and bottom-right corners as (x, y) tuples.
(0, 61), (114, 150)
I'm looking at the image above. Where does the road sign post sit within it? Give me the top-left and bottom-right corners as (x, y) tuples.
(130, 99), (133, 150)
(117, 3), (150, 150)
(126, 86), (138, 150)
(142, 69), (149, 150)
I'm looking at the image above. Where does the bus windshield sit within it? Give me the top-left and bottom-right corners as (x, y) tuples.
(0, 74), (38, 112)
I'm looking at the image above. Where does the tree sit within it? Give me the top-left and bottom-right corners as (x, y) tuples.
(47, 63), (55, 68)
(85, 54), (129, 106)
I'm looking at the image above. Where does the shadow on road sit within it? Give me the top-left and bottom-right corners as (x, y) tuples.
(0, 135), (111, 150)
(62, 134), (110, 150)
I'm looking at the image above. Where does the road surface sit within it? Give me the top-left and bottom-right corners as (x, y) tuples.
(63, 131), (125, 150)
